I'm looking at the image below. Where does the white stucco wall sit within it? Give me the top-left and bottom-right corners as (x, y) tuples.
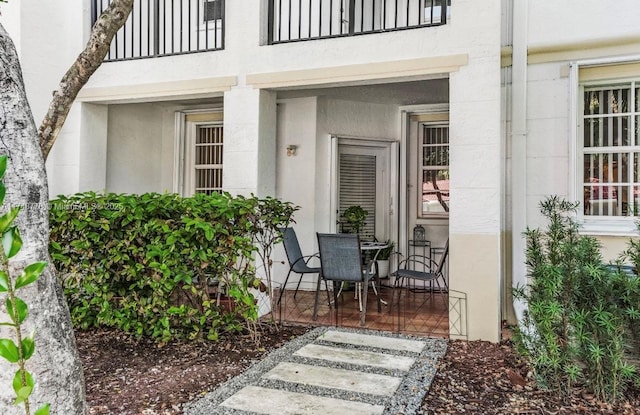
(517, 0), (640, 230)
(524, 63), (571, 228)
(505, 0), (640, 314)
(273, 97), (320, 290)
(322, 99), (399, 141)
(71, 0), (484, 95)
(4, 0), (504, 340)
(528, 0), (640, 46)
(0, 0), (87, 198)
(273, 97), (401, 291)
(105, 103), (169, 194)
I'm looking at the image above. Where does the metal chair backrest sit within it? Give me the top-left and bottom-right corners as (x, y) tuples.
(317, 233), (364, 282)
(280, 227), (304, 268)
(435, 239), (449, 274)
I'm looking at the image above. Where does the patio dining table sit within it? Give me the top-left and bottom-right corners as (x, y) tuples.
(356, 241), (390, 309)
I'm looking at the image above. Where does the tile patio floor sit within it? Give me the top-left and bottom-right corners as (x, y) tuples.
(272, 282), (449, 338)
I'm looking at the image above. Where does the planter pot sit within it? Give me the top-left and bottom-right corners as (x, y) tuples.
(217, 296), (258, 314)
(377, 260), (390, 278)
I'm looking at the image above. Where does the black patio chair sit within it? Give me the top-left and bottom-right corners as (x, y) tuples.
(277, 227), (322, 305)
(315, 233), (380, 326)
(392, 238), (449, 312)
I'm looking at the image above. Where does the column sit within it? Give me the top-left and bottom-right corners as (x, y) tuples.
(223, 86), (277, 197)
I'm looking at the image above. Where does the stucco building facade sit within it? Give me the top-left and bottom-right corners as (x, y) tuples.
(3, 0), (638, 342)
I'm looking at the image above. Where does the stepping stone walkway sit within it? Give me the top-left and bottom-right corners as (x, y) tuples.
(184, 327), (447, 415)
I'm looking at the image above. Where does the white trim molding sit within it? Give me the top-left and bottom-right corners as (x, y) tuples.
(246, 55), (468, 89)
(78, 76), (237, 104)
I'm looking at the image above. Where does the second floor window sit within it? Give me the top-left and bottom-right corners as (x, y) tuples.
(203, 0), (224, 22)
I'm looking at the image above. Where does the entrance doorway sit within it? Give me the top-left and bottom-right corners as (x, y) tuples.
(331, 137), (397, 243)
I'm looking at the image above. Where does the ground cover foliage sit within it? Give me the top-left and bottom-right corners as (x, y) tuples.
(514, 196), (640, 401)
(49, 192), (297, 343)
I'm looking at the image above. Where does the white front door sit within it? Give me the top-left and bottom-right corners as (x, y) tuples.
(333, 138), (396, 242)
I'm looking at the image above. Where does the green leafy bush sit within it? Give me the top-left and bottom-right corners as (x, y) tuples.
(514, 196), (640, 401)
(49, 192), (295, 343)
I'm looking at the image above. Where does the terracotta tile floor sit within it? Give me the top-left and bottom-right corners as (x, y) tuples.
(271, 282), (449, 338)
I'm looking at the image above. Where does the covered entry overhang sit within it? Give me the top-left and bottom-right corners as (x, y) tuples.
(256, 55), (503, 341)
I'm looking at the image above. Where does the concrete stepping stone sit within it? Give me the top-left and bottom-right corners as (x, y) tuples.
(320, 330), (426, 353)
(221, 385), (385, 415)
(263, 362), (403, 396)
(294, 343), (416, 371)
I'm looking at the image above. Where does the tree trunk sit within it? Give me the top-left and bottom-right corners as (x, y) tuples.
(0, 23), (86, 415)
(39, 0), (134, 160)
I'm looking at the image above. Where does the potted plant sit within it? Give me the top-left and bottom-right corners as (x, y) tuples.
(375, 240), (395, 278)
(343, 205), (368, 234)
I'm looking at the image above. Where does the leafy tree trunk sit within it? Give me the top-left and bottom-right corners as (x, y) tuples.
(0, 23), (86, 414)
(39, 0), (134, 160)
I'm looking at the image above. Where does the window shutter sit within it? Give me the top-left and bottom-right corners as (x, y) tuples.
(339, 153), (376, 239)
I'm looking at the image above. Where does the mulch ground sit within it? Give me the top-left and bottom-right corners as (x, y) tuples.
(76, 325), (640, 415)
(421, 340), (640, 414)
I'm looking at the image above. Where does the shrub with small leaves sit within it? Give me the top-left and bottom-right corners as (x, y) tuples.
(0, 155), (50, 415)
(49, 191), (295, 343)
(514, 196), (639, 401)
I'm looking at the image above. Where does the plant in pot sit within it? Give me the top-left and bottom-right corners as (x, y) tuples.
(375, 241), (395, 278)
(343, 205), (368, 235)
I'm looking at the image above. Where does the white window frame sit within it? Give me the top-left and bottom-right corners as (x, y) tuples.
(571, 56), (640, 236)
(418, 122), (450, 219)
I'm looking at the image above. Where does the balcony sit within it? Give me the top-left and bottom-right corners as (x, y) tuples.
(92, 0), (225, 61)
(267, 0), (449, 44)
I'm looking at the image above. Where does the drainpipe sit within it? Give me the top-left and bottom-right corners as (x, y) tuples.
(511, 0), (528, 322)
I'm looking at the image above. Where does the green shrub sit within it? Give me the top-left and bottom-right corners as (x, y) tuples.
(514, 196), (639, 401)
(49, 192), (295, 343)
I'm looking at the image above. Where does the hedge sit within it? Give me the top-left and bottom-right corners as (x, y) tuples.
(49, 192), (296, 342)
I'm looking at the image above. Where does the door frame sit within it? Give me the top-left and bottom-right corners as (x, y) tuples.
(329, 135), (399, 243)
(399, 104), (450, 256)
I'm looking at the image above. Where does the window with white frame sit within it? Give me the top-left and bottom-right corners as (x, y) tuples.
(581, 81), (639, 217)
(420, 123), (449, 217)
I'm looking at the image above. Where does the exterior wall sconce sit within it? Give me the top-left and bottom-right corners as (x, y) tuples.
(286, 145), (298, 156)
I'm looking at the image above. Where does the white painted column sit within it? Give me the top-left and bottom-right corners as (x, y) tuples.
(79, 103), (108, 192)
(223, 86), (277, 196)
(448, 63), (503, 341)
(46, 105), (82, 198)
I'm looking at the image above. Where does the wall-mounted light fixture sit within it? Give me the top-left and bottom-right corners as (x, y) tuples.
(286, 145), (298, 157)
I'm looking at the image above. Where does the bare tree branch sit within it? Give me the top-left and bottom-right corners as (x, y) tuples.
(39, 0), (134, 160)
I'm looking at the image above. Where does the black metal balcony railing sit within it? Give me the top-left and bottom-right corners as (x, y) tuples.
(268, 0), (449, 44)
(91, 0), (225, 61)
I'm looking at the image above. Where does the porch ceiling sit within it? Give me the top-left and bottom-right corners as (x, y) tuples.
(275, 78), (449, 106)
